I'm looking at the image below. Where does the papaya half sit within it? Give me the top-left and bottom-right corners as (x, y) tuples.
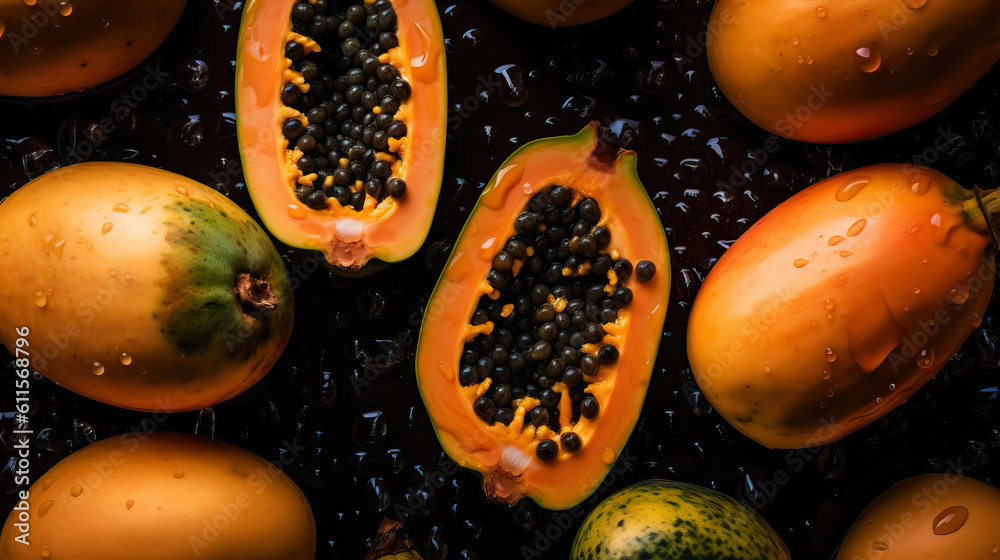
(416, 123), (670, 510)
(236, 0), (446, 272)
(0, 162), (293, 412)
(0, 0), (186, 97)
(688, 164), (996, 448)
(707, 0), (1000, 142)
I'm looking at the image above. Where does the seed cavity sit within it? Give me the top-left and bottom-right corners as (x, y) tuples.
(282, 0), (411, 211)
(460, 185), (647, 461)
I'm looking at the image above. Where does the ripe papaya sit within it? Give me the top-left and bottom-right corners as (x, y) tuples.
(0, 162), (293, 412)
(416, 123), (669, 510)
(236, 0), (446, 272)
(688, 164), (995, 448)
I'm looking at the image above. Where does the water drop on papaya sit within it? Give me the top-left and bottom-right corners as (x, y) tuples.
(916, 349), (934, 368)
(836, 176), (870, 201)
(854, 47), (881, 73)
(92, 362), (104, 375)
(932, 505), (969, 535)
(826, 348), (837, 362)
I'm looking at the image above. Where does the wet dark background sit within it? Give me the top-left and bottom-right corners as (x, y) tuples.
(2, 0), (1000, 558)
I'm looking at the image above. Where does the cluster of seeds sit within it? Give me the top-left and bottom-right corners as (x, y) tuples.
(282, 0), (410, 211)
(460, 185), (657, 461)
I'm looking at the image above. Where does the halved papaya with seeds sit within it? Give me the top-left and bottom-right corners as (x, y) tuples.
(236, 0), (445, 271)
(416, 123), (670, 510)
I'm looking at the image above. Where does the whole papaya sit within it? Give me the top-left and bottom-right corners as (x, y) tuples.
(688, 164), (995, 448)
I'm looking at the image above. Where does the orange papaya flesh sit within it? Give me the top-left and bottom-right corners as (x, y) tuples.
(236, 0), (446, 272)
(416, 123), (670, 510)
(688, 163), (996, 449)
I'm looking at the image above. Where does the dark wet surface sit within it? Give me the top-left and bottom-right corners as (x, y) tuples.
(2, 1), (1000, 558)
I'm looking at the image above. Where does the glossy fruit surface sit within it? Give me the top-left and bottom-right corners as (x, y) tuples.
(0, 162), (293, 412)
(416, 123), (669, 510)
(836, 473), (1000, 560)
(0, 0), (186, 97)
(689, 164), (995, 448)
(236, 0), (447, 271)
(571, 479), (790, 560)
(707, 0), (1000, 142)
(0, 432), (316, 559)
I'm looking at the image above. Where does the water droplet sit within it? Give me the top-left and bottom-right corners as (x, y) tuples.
(41, 545), (51, 558)
(876, 397), (882, 403)
(828, 235), (845, 246)
(836, 176), (871, 201)
(34, 291), (46, 307)
(839, 251), (853, 258)
(167, 115), (205, 151)
(920, 256), (928, 264)
(173, 468), (185, 478)
(973, 313), (983, 327)
(816, 6), (827, 17)
(42, 478), (53, 490)
(854, 47), (882, 73)
(927, 43), (939, 56)
(794, 258), (810, 268)
(903, 0), (927, 8)
(914, 287), (921, 295)
(126, 499), (135, 510)
(175, 186), (189, 197)
(806, 56), (814, 64)
(140, 205), (153, 214)
(98, 18), (109, 28)
(847, 218), (867, 237)
(822, 370), (831, 380)
(113, 202), (130, 213)
(38, 500), (54, 517)
(138, 366), (147, 375)
(860, 7), (871, 15)
(195, 407), (216, 438)
(601, 447), (616, 464)
(872, 541), (890, 551)
(494, 64), (529, 107)
(932, 505), (969, 535)
(70, 484), (83, 497)
(824, 299), (834, 310)
(949, 285), (970, 305)
(27, 44), (44, 55)
(101, 222), (113, 235)
(823, 387), (835, 397)
(23, 0), (36, 5)
(917, 349), (934, 368)
(287, 204), (307, 219)
(58, 1), (71, 16)
(992, 544), (997, 554)
(889, 383), (896, 391)
(906, 47), (914, 55)
(826, 348), (837, 362)
(119, 353), (132, 365)
(792, 37), (800, 46)
(797, 55), (804, 64)
(179, 60), (211, 93)
(92, 362), (104, 375)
